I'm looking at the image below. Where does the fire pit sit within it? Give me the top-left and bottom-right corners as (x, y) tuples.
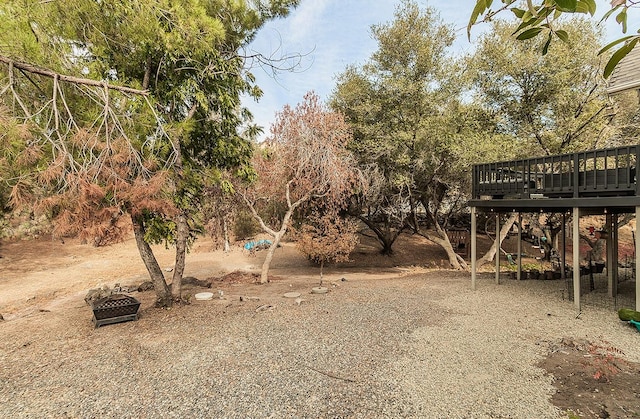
(92, 294), (141, 328)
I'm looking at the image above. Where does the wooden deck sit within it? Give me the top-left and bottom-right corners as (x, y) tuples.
(470, 145), (640, 212)
(468, 145), (640, 312)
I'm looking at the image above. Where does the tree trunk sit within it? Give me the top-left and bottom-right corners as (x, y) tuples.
(408, 194), (420, 234)
(260, 231), (281, 284)
(379, 237), (395, 255)
(591, 238), (606, 261)
(420, 225), (467, 270)
(223, 218), (230, 253)
(476, 213), (517, 268)
(357, 215), (404, 255)
(259, 202), (300, 284)
(171, 211), (189, 301)
(131, 213), (171, 307)
(417, 201), (467, 270)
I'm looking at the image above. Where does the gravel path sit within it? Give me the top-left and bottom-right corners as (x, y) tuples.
(1, 271), (638, 418)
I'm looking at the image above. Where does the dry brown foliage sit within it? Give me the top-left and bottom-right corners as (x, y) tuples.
(38, 167), (173, 245)
(249, 91), (361, 209)
(294, 210), (359, 267)
(1, 67), (175, 245)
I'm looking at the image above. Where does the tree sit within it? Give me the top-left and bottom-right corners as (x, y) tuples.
(467, 0), (640, 77)
(347, 165), (411, 256)
(241, 92), (360, 284)
(468, 19), (639, 267)
(468, 19), (616, 267)
(0, 0), (300, 306)
(332, 0), (506, 267)
(294, 209), (359, 287)
(470, 19), (614, 156)
(202, 175), (238, 253)
(608, 89), (640, 143)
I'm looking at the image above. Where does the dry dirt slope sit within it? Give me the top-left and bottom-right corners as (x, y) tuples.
(1, 233), (639, 418)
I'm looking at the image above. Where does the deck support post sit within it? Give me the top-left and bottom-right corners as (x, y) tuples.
(471, 206), (477, 291)
(517, 213), (522, 280)
(607, 213), (619, 299)
(561, 213), (566, 279)
(607, 213), (613, 297)
(573, 207), (581, 312)
(495, 213), (500, 284)
(636, 206), (640, 311)
(614, 214), (619, 299)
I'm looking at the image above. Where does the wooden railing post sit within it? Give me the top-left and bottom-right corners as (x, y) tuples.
(635, 144), (640, 196)
(573, 152), (580, 198)
(472, 165), (477, 199)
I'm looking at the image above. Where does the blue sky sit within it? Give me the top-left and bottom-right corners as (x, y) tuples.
(242, 0), (635, 140)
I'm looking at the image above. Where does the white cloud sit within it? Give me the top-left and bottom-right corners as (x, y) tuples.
(286, 0), (332, 44)
(244, 0), (554, 139)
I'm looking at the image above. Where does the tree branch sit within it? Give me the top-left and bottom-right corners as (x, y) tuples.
(240, 192), (278, 237)
(0, 55), (149, 96)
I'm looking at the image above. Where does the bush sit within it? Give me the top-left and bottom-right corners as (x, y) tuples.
(233, 211), (259, 240)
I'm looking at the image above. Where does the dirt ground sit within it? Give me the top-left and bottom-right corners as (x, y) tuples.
(1, 232), (639, 418)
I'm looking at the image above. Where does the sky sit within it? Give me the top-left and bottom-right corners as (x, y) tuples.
(241, 0), (636, 140)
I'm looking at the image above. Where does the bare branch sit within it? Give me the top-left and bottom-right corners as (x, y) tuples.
(0, 55), (149, 96)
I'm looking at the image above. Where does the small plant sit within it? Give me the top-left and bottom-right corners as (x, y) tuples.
(587, 341), (626, 382)
(294, 210), (358, 287)
(521, 263), (541, 272)
(565, 410), (580, 419)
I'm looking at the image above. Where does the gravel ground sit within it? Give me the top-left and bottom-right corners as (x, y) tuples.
(1, 271), (638, 418)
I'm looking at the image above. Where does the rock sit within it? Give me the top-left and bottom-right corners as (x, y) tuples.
(137, 281), (154, 292)
(84, 287), (110, 306)
(164, 267), (174, 272)
(311, 287), (329, 294)
(182, 276), (212, 288)
(294, 298), (305, 306)
(240, 296), (260, 302)
(120, 284), (138, 293)
(0, 313), (4, 321)
(255, 304), (275, 312)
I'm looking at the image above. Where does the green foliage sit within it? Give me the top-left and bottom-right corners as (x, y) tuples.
(618, 308), (640, 322)
(609, 89), (640, 142)
(469, 19), (613, 156)
(521, 262), (542, 272)
(0, 0), (299, 247)
(233, 210), (259, 240)
(143, 211), (177, 247)
(566, 410), (581, 419)
(0, 110), (39, 211)
(467, 0), (639, 78)
(332, 0), (501, 245)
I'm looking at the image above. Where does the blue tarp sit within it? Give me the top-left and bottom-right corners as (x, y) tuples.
(244, 239), (272, 251)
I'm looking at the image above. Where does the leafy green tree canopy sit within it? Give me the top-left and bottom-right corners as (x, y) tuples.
(0, 0), (300, 306)
(331, 0), (508, 266)
(469, 19), (612, 155)
(467, 0), (639, 77)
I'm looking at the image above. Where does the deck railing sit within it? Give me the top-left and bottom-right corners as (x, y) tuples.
(472, 145), (639, 200)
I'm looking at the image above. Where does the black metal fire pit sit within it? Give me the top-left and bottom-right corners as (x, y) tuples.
(92, 294), (140, 328)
